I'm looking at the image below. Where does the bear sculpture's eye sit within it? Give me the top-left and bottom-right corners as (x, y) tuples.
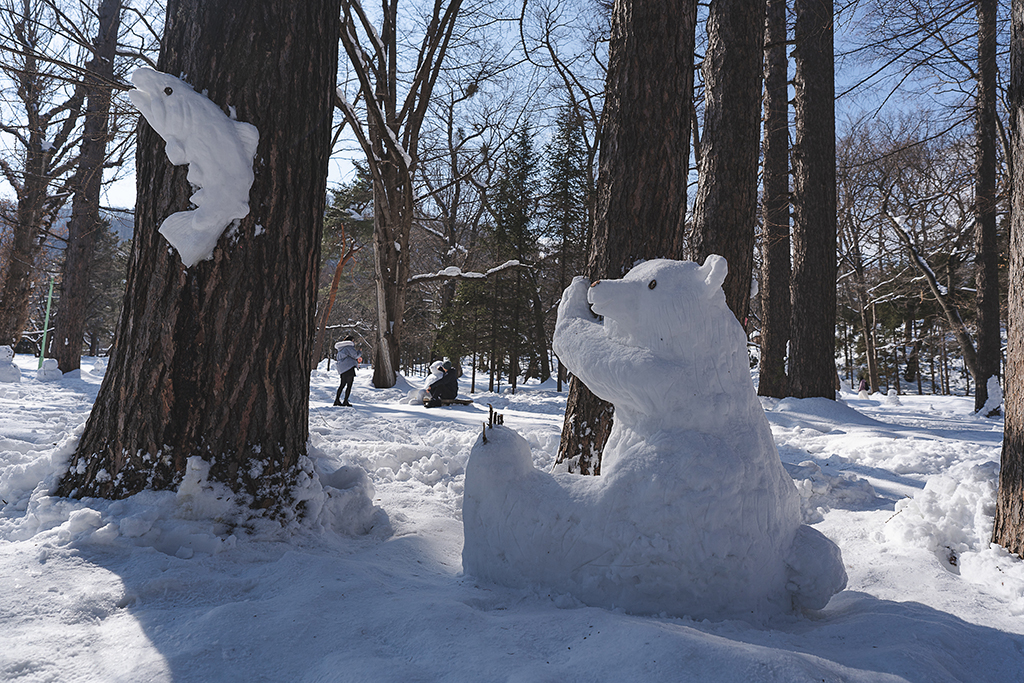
(164, 87), (173, 96)
(648, 279), (657, 290)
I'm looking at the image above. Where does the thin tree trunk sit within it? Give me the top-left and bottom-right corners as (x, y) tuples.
(692, 0), (766, 327)
(758, 0), (791, 399)
(53, 0), (122, 373)
(789, 0), (837, 399)
(58, 0), (341, 515)
(313, 230), (360, 365)
(975, 0), (1001, 413)
(555, 0), (697, 474)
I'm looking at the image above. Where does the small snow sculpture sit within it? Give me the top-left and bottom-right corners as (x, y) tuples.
(89, 357), (108, 377)
(128, 67), (259, 267)
(37, 358), (63, 381)
(885, 388), (902, 406)
(463, 257), (847, 621)
(0, 345), (20, 383)
(978, 376), (1002, 416)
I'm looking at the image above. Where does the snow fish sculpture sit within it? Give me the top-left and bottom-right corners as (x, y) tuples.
(462, 257), (847, 621)
(0, 345), (20, 383)
(128, 67), (259, 267)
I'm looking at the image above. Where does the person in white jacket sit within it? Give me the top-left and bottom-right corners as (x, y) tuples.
(334, 336), (362, 406)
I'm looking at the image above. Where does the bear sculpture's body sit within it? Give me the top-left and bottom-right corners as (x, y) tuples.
(462, 257), (847, 621)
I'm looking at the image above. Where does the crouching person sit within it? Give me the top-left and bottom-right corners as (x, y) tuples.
(425, 360), (459, 408)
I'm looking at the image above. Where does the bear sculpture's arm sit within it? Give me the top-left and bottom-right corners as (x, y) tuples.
(552, 277), (660, 414)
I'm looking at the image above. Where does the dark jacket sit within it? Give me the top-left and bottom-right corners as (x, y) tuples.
(431, 369), (459, 400)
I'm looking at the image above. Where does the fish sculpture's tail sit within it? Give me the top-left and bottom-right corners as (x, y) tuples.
(159, 211), (228, 268)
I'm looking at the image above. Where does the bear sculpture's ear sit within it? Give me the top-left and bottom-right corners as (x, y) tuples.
(698, 254), (728, 296)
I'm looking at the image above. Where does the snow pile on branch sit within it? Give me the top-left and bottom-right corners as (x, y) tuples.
(408, 260), (524, 284)
(463, 257), (847, 621)
(129, 68), (259, 267)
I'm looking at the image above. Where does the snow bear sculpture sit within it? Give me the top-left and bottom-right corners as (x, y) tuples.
(462, 257), (847, 621)
(0, 345), (20, 383)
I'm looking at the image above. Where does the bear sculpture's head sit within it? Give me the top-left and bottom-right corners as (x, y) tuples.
(587, 256), (737, 360)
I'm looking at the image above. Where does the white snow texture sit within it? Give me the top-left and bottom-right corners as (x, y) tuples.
(463, 257), (847, 620)
(129, 67), (259, 267)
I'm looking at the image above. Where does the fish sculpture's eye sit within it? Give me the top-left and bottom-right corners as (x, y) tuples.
(648, 279), (657, 290)
(164, 87), (173, 96)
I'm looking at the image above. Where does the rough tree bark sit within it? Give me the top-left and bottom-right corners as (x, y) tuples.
(789, 0), (837, 399)
(993, 0), (1024, 556)
(57, 0), (341, 516)
(52, 0), (122, 373)
(691, 0), (766, 328)
(974, 0), (1001, 413)
(757, 0), (791, 398)
(555, 0), (696, 474)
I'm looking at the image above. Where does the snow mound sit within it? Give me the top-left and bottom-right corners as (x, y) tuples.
(129, 67), (259, 267)
(770, 397), (886, 432)
(785, 460), (878, 523)
(463, 258), (847, 620)
(883, 461), (998, 563)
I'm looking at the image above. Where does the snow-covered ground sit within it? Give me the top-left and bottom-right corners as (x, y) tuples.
(1, 353), (1022, 682)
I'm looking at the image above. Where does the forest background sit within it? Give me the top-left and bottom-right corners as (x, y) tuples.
(0, 0), (1008, 403)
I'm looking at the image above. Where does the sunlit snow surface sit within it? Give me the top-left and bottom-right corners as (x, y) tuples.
(129, 68), (259, 267)
(0, 354), (1022, 681)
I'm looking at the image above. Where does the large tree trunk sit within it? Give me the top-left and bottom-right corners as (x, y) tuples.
(52, 0), (122, 373)
(757, 0), (791, 398)
(974, 0), (1001, 413)
(555, 0), (696, 474)
(789, 0), (837, 399)
(993, 0), (1024, 556)
(692, 0), (766, 327)
(57, 0), (340, 516)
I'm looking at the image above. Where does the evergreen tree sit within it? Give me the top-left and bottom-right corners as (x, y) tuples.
(542, 103), (589, 282)
(82, 221), (129, 356)
(489, 125), (546, 389)
(542, 103), (590, 389)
